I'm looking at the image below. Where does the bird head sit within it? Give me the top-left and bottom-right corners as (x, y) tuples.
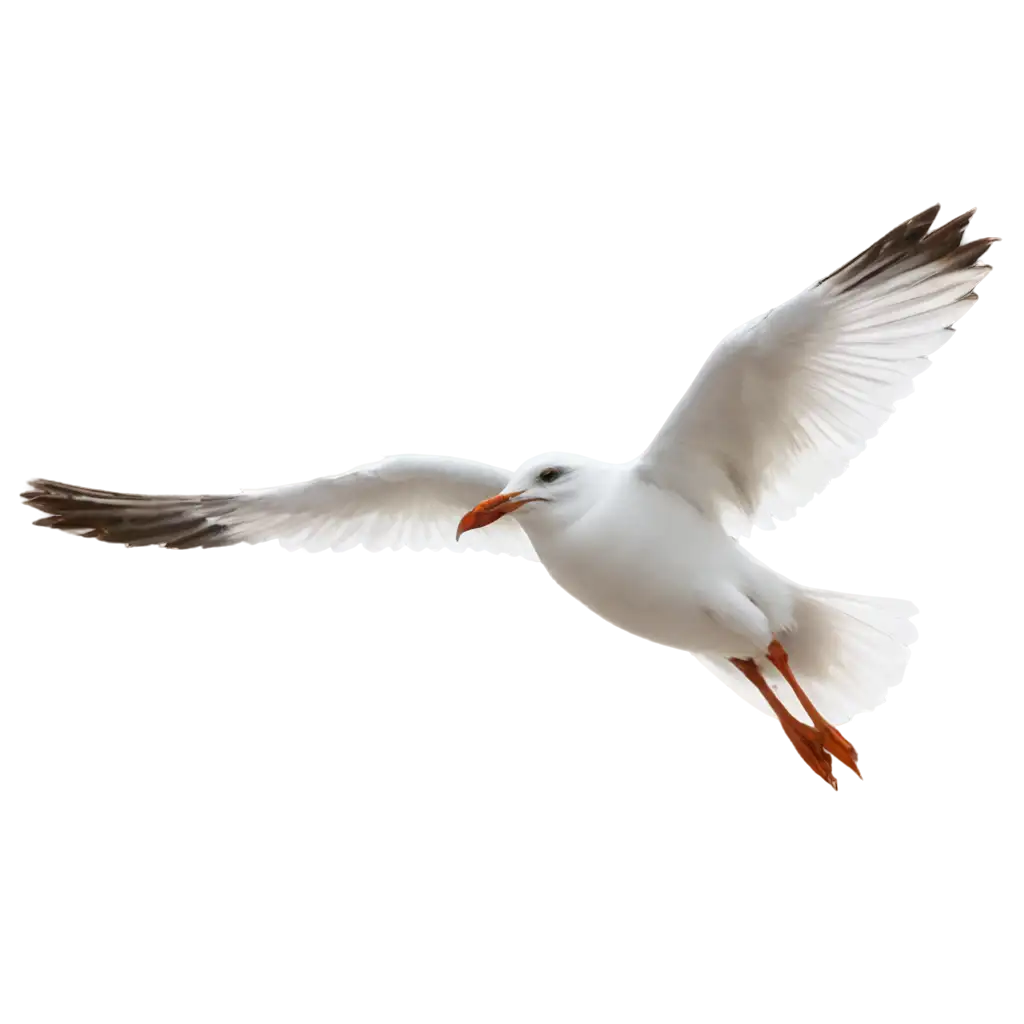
(456, 452), (606, 540)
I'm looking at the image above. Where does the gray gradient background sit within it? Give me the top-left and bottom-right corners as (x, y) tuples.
(2, 9), (1024, 1024)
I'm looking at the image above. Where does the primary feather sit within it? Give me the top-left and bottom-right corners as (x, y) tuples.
(22, 456), (537, 559)
(638, 206), (994, 535)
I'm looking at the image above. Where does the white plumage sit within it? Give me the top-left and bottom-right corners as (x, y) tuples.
(24, 205), (994, 786)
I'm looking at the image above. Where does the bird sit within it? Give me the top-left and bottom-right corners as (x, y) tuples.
(22, 204), (994, 788)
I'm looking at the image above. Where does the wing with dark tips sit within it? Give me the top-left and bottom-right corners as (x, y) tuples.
(638, 205), (995, 535)
(22, 456), (538, 558)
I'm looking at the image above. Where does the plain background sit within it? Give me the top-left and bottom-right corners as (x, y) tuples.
(1, 2), (1021, 1022)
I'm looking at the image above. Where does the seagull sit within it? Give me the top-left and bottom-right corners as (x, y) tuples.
(23, 205), (994, 787)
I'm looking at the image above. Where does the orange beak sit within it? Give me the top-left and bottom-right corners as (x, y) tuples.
(456, 491), (534, 540)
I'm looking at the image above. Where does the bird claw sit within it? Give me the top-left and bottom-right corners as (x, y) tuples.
(818, 723), (861, 778)
(766, 638), (861, 783)
(770, 720), (827, 782)
(778, 720), (860, 782)
(786, 729), (835, 782)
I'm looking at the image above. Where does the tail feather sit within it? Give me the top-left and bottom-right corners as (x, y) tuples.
(696, 588), (918, 725)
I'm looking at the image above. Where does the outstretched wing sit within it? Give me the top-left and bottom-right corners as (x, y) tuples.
(637, 206), (995, 535)
(23, 455), (536, 558)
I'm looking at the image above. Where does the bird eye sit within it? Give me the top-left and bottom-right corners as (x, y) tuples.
(537, 467), (562, 484)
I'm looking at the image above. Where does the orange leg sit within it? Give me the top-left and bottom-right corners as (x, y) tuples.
(766, 639), (861, 778)
(730, 656), (838, 790)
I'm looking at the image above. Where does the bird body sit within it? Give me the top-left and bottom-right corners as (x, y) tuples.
(518, 458), (793, 659)
(24, 204), (994, 786)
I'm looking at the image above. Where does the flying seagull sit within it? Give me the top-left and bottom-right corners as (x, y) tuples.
(23, 205), (994, 788)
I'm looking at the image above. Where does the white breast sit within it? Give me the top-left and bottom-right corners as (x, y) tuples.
(524, 472), (792, 657)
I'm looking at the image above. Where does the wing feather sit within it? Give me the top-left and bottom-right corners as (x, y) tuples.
(22, 455), (536, 559)
(637, 206), (994, 534)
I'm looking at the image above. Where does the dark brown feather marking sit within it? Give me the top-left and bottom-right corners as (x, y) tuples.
(21, 479), (243, 550)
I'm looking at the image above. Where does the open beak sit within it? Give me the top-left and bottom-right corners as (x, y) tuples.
(456, 491), (535, 540)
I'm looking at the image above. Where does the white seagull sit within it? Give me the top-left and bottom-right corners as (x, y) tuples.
(24, 205), (994, 787)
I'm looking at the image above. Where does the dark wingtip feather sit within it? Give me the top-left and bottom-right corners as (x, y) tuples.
(22, 478), (241, 550)
(821, 205), (992, 294)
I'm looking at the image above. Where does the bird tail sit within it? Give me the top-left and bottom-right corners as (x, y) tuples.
(695, 588), (918, 725)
